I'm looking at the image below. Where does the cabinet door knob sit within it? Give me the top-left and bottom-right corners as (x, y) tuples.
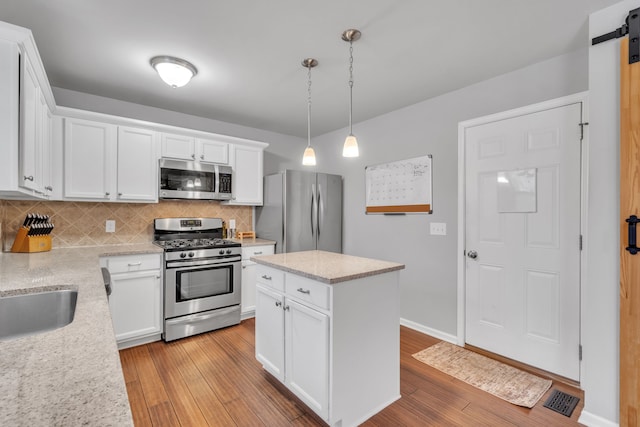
(118, 192), (123, 196)
(45, 186), (53, 191)
(24, 175), (34, 181)
(284, 305), (290, 311)
(200, 154), (204, 160)
(275, 301), (282, 307)
(105, 192), (110, 197)
(191, 153), (196, 159)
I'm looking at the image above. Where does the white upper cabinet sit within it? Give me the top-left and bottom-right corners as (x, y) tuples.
(117, 126), (158, 201)
(161, 133), (229, 164)
(160, 133), (195, 160)
(0, 23), (56, 200)
(197, 138), (228, 164)
(64, 118), (116, 200)
(19, 53), (41, 193)
(226, 144), (263, 205)
(63, 118), (158, 202)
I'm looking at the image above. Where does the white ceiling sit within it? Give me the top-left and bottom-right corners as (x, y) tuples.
(0, 0), (622, 138)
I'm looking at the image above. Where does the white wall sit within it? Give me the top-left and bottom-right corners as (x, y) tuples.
(310, 48), (589, 339)
(579, 2), (634, 426)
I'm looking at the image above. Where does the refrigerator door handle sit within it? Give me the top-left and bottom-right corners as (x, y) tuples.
(317, 184), (323, 238)
(311, 183), (316, 237)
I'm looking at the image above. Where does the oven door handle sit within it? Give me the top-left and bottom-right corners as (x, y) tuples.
(166, 257), (241, 268)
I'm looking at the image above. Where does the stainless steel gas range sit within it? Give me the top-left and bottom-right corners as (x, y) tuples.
(153, 217), (241, 341)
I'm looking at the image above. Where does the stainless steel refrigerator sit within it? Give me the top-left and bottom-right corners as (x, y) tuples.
(255, 170), (342, 254)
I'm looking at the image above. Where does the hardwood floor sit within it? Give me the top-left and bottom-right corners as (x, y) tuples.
(120, 319), (584, 426)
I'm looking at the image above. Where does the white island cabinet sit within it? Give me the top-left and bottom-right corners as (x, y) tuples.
(252, 250), (404, 427)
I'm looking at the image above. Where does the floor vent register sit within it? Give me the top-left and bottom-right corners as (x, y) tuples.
(543, 389), (580, 417)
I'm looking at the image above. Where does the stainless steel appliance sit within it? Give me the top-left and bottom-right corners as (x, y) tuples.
(159, 158), (233, 201)
(153, 217), (241, 341)
(255, 170), (342, 253)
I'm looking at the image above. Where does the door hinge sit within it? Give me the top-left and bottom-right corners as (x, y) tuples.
(579, 345), (583, 361)
(579, 235), (583, 251)
(579, 122), (589, 141)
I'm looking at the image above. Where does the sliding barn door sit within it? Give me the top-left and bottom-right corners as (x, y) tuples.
(620, 37), (640, 427)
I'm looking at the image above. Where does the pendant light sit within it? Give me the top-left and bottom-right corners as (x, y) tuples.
(342, 29), (361, 158)
(150, 56), (198, 88)
(302, 58), (318, 166)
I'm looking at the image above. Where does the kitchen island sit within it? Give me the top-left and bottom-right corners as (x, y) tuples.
(251, 250), (405, 427)
(0, 244), (161, 426)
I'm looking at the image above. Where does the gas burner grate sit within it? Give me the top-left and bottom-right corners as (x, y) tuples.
(543, 389), (580, 417)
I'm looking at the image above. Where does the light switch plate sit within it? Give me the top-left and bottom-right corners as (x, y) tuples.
(430, 222), (446, 235)
(105, 220), (116, 233)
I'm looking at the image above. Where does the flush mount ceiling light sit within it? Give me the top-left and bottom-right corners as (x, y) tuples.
(342, 29), (361, 158)
(302, 58), (318, 166)
(150, 56), (198, 88)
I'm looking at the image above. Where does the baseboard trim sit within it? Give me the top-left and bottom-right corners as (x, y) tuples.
(241, 310), (255, 321)
(578, 410), (618, 427)
(399, 318), (457, 344)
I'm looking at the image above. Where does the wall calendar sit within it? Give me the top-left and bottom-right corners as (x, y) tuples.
(365, 155), (432, 214)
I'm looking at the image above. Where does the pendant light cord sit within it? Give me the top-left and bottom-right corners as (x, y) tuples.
(307, 64), (312, 147)
(348, 41), (354, 135)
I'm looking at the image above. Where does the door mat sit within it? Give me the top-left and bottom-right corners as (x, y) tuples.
(543, 389), (580, 417)
(412, 341), (551, 408)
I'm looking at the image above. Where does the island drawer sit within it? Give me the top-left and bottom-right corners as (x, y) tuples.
(285, 274), (330, 310)
(256, 265), (284, 291)
(102, 253), (161, 274)
(243, 244), (275, 261)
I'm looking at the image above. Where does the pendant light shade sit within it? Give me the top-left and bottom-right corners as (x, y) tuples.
(343, 135), (359, 157)
(302, 146), (317, 165)
(150, 56), (198, 88)
(342, 29), (361, 158)
(302, 58), (318, 166)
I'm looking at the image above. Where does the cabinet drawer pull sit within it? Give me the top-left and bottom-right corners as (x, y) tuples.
(253, 251), (263, 255)
(45, 186), (53, 191)
(297, 288), (311, 295)
(105, 192), (110, 197)
(128, 262), (142, 266)
(24, 175), (34, 181)
(261, 275), (272, 280)
(275, 301), (282, 307)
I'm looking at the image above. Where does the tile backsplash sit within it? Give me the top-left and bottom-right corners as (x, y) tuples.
(0, 199), (252, 252)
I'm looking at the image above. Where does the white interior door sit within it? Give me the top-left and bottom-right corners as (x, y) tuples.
(464, 102), (582, 381)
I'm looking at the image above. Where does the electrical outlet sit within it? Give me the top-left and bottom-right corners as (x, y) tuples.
(430, 222), (446, 236)
(105, 220), (116, 233)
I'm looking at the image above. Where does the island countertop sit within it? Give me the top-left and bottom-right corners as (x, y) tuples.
(251, 250), (405, 284)
(0, 243), (161, 426)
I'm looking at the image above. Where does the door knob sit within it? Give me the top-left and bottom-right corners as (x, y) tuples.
(467, 250), (478, 259)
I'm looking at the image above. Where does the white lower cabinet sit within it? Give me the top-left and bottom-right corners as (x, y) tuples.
(241, 244), (275, 317)
(100, 253), (163, 349)
(286, 298), (329, 418)
(255, 264), (401, 427)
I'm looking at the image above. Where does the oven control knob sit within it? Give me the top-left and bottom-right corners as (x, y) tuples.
(180, 253), (187, 258)
(226, 249), (232, 254)
(219, 249), (225, 255)
(188, 252), (195, 258)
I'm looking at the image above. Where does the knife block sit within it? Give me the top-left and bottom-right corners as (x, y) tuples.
(10, 227), (52, 253)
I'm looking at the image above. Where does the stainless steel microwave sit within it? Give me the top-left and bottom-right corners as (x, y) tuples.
(159, 158), (233, 201)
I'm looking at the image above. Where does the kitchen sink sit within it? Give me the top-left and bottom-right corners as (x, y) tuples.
(0, 289), (78, 341)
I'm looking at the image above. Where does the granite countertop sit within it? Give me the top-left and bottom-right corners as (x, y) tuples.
(251, 250), (405, 284)
(230, 237), (276, 247)
(0, 243), (162, 426)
